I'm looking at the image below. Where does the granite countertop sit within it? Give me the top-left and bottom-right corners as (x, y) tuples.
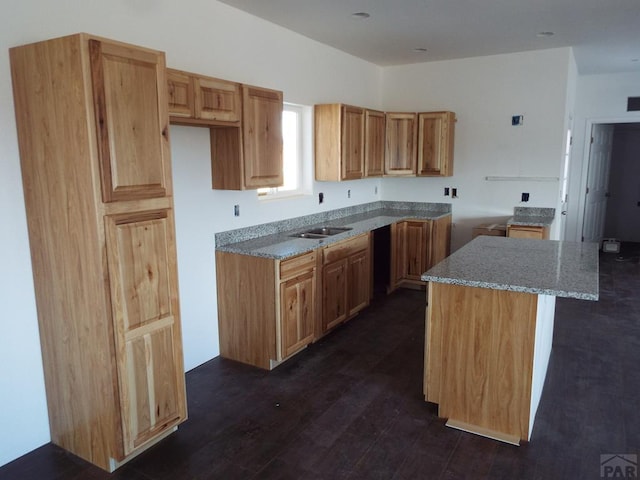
(421, 235), (599, 300)
(215, 201), (451, 260)
(507, 207), (555, 227)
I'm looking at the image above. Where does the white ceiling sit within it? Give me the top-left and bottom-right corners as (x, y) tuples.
(218, 0), (640, 74)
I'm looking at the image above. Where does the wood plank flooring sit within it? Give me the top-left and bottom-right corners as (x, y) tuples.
(1, 247), (639, 479)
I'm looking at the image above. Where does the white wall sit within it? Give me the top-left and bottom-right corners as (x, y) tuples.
(0, 0), (383, 467)
(566, 71), (640, 242)
(380, 48), (574, 250)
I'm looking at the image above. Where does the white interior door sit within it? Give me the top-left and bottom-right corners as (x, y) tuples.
(582, 123), (614, 243)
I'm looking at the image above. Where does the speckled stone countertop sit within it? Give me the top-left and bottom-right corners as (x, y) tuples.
(507, 207), (555, 227)
(421, 235), (599, 300)
(215, 201), (451, 260)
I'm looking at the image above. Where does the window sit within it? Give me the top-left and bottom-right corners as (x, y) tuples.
(258, 103), (312, 199)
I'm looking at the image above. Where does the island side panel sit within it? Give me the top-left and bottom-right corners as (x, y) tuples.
(215, 251), (277, 369)
(529, 294), (556, 438)
(430, 283), (537, 442)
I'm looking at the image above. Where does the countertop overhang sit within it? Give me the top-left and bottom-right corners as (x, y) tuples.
(422, 235), (599, 300)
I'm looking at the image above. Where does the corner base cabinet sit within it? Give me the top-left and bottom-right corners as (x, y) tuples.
(390, 215), (452, 291)
(10, 33), (187, 472)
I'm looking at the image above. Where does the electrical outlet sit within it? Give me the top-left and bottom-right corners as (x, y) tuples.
(512, 115), (524, 126)
(347, 189), (351, 199)
(452, 188), (458, 198)
(234, 204), (240, 216)
(444, 187), (450, 196)
(319, 192), (324, 204)
(521, 192), (530, 202)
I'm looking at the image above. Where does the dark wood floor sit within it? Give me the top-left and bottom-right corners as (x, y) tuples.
(2, 246), (639, 480)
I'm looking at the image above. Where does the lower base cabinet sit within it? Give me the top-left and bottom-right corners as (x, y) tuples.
(216, 233), (372, 370)
(390, 215), (452, 291)
(322, 233), (371, 333)
(216, 250), (319, 370)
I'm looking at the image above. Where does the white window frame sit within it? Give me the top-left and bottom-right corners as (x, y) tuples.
(258, 102), (312, 200)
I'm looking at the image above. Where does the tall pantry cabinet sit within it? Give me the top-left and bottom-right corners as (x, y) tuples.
(10, 34), (187, 472)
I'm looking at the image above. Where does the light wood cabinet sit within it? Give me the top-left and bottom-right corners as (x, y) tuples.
(167, 68), (241, 124)
(364, 109), (385, 177)
(210, 85), (284, 190)
(321, 234), (371, 332)
(168, 69), (282, 191)
(385, 112), (418, 176)
(216, 250), (318, 370)
(417, 111), (456, 177)
(315, 104), (365, 181)
(10, 33), (186, 472)
(390, 215), (452, 291)
(241, 85), (284, 188)
(507, 225), (550, 239)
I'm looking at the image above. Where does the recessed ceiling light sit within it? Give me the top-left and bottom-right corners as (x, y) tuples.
(351, 12), (370, 20)
(632, 58), (639, 62)
(413, 47), (428, 53)
(536, 31), (554, 38)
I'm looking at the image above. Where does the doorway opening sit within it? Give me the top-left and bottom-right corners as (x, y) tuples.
(581, 122), (640, 256)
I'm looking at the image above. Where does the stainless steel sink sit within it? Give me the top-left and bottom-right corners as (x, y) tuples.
(290, 226), (353, 239)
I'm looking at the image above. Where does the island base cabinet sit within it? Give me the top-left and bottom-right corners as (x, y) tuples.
(425, 282), (555, 444)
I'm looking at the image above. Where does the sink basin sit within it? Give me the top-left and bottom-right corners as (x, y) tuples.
(304, 226), (353, 236)
(290, 226), (353, 239)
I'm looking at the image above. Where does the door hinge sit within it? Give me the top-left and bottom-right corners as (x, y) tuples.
(586, 187), (590, 194)
(590, 136), (594, 144)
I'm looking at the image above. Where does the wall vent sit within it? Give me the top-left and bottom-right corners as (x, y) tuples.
(627, 97), (640, 111)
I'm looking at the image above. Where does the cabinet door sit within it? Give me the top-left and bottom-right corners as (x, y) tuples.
(195, 76), (241, 122)
(280, 270), (316, 359)
(417, 112), (455, 177)
(89, 40), (171, 202)
(348, 249), (370, 316)
(364, 109), (385, 177)
(105, 210), (186, 456)
(430, 215), (452, 268)
(322, 259), (348, 331)
(167, 69), (194, 118)
(242, 85), (283, 189)
(341, 105), (365, 180)
(405, 221), (431, 281)
(385, 113), (417, 176)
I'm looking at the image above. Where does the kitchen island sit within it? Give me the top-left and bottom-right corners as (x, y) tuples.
(421, 235), (598, 445)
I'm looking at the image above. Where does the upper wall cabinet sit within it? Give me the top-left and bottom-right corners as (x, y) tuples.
(241, 85), (284, 189)
(167, 68), (283, 190)
(315, 104), (365, 181)
(364, 109), (385, 177)
(210, 84), (284, 190)
(385, 112), (417, 176)
(314, 103), (456, 181)
(417, 111), (456, 177)
(167, 68), (241, 125)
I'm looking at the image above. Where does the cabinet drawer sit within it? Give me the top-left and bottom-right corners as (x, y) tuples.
(322, 234), (369, 264)
(280, 251), (316, 280)
(507, 225), (549, 239)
